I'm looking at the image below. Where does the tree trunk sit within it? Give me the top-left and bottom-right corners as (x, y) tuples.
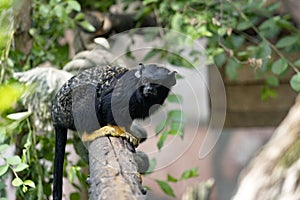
(87, 135), (146, 200)
(14, 0), (33, 56)
(232, 95), (300, 200)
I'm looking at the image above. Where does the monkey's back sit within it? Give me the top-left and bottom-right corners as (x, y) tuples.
(51, 65), (128, 130)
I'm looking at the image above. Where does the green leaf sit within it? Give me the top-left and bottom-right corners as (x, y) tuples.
(54, 5), (65, 18)
(134, 6), (152, 21)
(157, 131), (168, 150)
(22, 185), (28, 193)
(0, 181), (5, 190)
(271, 58), (288, 75)
(12, 177), (23, 187)
(226, 58), (240, 80)
(0, 164), (9, 176)
(155, 119), (167, 135)
(268, 1), (281, 11)
(74, 13), (85, 21)
(39, 5), (50, 16)
(168, 110), (183, 121)
(266, 76), (279, 87)
(231, 36), (245, 49)
(261, 86), (277, 100)
(78, 21), (96, 32)
(69, 166), (78, 183)
(214, 52), (226, 68)
(167, 174), (178, 182)
(276, 36), (299, 48)
(156, 180), (175, 197)
(167, 54), (194, 68)
(143, 49), (160, 61)
(14, 163), (29, 172)
(294, 59), (300, 67)
(6, 156), (21, 165)
(171, 126), (183, 134)
(180, 167), (199, 180)
(0, 0), (11, 9)
(70, 192), (81, 200)
(6, 111), (31, 121)
(67, 0), (81, 12)
(0, 83), (24, 113)
(167, 94), (183, 104)
(237, 21), (252, 31)
(23, 180), (36, 188)
(143, 0), (158, 5)
(217, 27), (227, 36)
(290, 73), (300, 92)
(0, 126), (6, 143)
(0, 144), (9, 154)
(171, 1), (186, 11)
(258, 42), (271, 58)
(276, 18), (297, 31)
(170, 121), (183, 131)
(259, 18), (275, 30)
(171, 13), (183, 31)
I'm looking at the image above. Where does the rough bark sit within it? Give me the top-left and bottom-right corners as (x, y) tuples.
(232, 95), (300, 200)
(87, 135), (146, 200)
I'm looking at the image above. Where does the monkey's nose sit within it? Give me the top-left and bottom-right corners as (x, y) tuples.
(143, 85), (157, 97)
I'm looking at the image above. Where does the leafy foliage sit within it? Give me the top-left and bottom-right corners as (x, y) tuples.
(28, 0), (93, 67)
(156, 180), (176, 197)
(155, 167), (199, 197)
(155, 108), (184, 150)
(129, 0), (300, 95)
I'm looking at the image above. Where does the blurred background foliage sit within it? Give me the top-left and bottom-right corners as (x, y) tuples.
(1, 0), (300, 199)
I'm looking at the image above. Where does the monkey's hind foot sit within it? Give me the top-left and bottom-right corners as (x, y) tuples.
(82, 125), (140, 147)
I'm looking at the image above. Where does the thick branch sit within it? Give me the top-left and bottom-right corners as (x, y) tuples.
(232, 95), (300, 200)
(87, 135), (145, 200)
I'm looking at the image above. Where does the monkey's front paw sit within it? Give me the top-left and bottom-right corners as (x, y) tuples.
(82, 125), (140, 147)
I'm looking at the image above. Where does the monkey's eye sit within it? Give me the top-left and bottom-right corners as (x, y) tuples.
(141, 77), (149, 85)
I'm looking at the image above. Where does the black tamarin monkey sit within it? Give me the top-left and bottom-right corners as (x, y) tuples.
(51, 63), (176, 200)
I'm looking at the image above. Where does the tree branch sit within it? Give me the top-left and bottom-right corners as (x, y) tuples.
(87, 135), (146, 200)
(14, 0), (33, 56)
(232, 95), (300, 200)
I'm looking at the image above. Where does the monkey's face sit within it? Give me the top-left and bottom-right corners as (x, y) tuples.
(135, 64), (177, 98)
(111, 64), (177, 125)
(142, 82), (158, 97)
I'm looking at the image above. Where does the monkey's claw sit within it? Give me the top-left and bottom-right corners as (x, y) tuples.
(82, 125), (140, 147)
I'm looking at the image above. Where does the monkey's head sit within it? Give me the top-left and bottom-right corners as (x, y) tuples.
(134, 63), (177, 98)
(110, 63), (177, 127)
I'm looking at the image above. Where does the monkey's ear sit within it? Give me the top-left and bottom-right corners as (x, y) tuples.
(135, 63), (145, 79)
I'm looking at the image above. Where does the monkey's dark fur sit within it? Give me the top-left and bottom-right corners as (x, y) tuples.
(51, 64), (176, 200)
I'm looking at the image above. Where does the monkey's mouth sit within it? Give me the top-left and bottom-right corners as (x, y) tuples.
(143, 84), (157, 97)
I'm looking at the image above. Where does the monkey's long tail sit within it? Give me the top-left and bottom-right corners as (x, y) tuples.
(53, 126), (68, 200)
